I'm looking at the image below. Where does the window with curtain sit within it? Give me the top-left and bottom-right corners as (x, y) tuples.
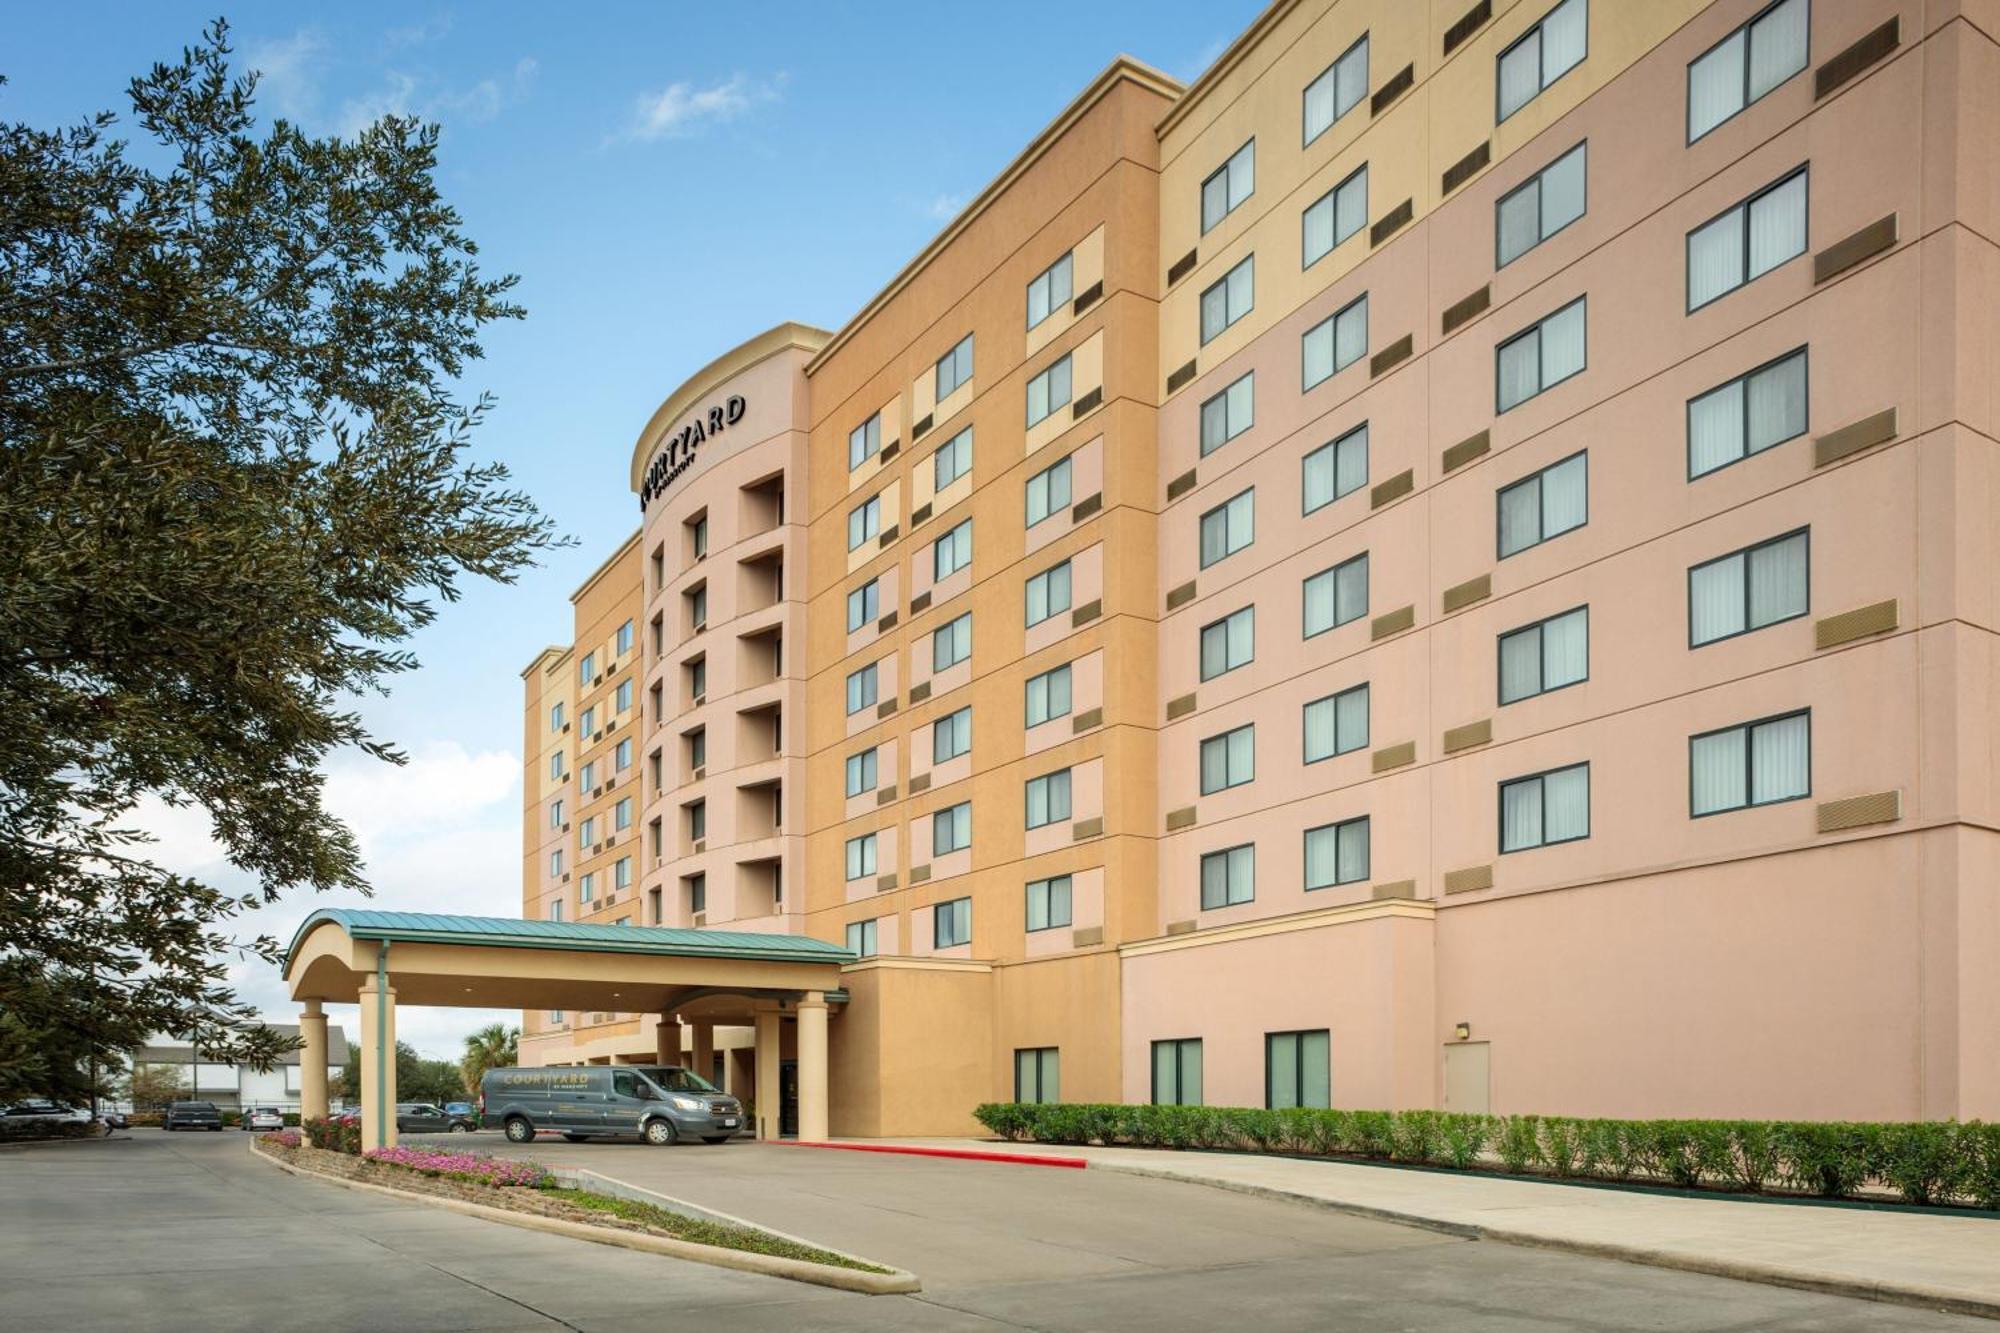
(1025, 560), (1073, 627)
(1691, 710), (1810, 815)
(1200, 606), (1256, 680)
(1025, 768), (1071, 829)
(1152, 1038), (1204, 1106)
(846, 918), (878, 958)
(848, 413), (881, 470)
(1303, 164), (1368, 267)
(1014, 1047), (1059, 1103)
(933, 518), (972, 581)
(934, 894), (971, 946)
(1026, 454), (1072, 526)
(932, 803), (971, 857)
(1026, 874), (1073, 931)
(1497, 297), (1586, 411)
(847, 493), (881, 550)
(844, 833), (876, 881)
(1689, 528), (1809, 646)
(844, 747), (878, 797)
(1687, 347), (1808, 478)
(1498, 0), (1588, 122)
(1200, 843), (1256, 909)
(934, 706), (972, 764)
(1688, 167), (1807, 310)
(1266, 1029), (1331, 1109)
(935, 334), (974, 400)
(1025, 664), (1073, 727)
(847, 578), (879, 632)
(1304, 423), (1369, 514)
(1200, 255), (1255, 344)
(1304, 816), (1370, 890)
(1304, 34), (1369, 145)
(1303, 552), (1369, 637)
(1200, 489), (1255, 568)
(1026, 353), (1073, 427)
(1498, 606), (1590, 704)
(1199, 724), (1256, 796)
(1201, 139), (1255, 234)
(1687, 0), (1809, 142)
(1496, 141), (1587, 267)
(1027, 251), (1073, 331)
(1303, 294), (1368, 390)
(1200, 372), (1256, 455)
(933, 611), (972, 672)
(1500, 762), (1590, 852)
(1303, 683), (1369, 762)
(845, 662), (878, 715)
(1497, 451), (1587, 558)
(933, 426), (972, 490)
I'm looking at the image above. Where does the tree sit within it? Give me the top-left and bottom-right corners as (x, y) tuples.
(0, 22), (559, 1079)
(342, 1040), (467, 1106)
(0, 959), (138, 1105)
(124, 1062), (186, 1112)
(460, 1023), (519, 1092)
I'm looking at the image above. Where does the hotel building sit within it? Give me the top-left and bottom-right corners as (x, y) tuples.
(520, 0), (2000, 1134)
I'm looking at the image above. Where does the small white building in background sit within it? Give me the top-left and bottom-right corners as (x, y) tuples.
(131, 1024), (350, 1113)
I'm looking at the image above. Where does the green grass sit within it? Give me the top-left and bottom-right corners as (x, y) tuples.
(538, 1186), (890, 1273)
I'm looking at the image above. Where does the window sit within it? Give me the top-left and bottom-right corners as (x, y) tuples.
(849, 413), (881, 470)
(1026, 874), (1072, 931)
(688, 727), (706, 770)
(1302, 165), (1367, 267)
(1688, 347), (1808, 478)
(933, 519), (972, 581)
(548, 901), (563, 924)
(690, 513), (708, 559)
(613, 796), (632, 830)
(550, 751), (565, 780)
(933, 426), (972, 490)
(845, 747), (878, 797)
(1266, 1029), (1330, 1109)
(848, 578), (880, 632)
(687, 584), (707, 629)
(847, 494), (881, 551)
(1303, 553), (1369, 637)
(549, 848), (563, 877)
(933, 706), (972, 763)
(1026, 455), (1073, 527)
(1025, 664), (1073, 727)
(1199, 606), (1255, 681)
(1200, 255), (1254, 344)
(688, 872), (706, 914)
(579, 871), (595, 903)
(1200, 843), (1255, 909)
(1498, 0), (1588, 122)
(616, 619), (634, 655)
(1025, 768), (1072, 829)
(1688, 0), (1809, 142)
(1689, 529), (1808, 646)
(934, 894), (971, 947)
(550, 701), (565, 732)
(845, 833), (878, 881)
(579, 651), (596, 685)
(1303, 424), (1368, 514)
(1199, 724), (1255, 795)
(935, 334), (974, 400)
(933, 611), (972, 671)
(579, 705), (597, 737)
(1303, 683), (1369, 762)
(846, 917), (879, 958)
(1497, 297), (1586, 412)
(845, 662), (879, 715)
(578, 815), (596, 849)
(1498, 606), (1590, 704)
(549, 798), (564, 829)
(1014, 1047), (1059, 1103)
(614, 738), (632, 770)
(614, 856), (632, 890)
(1691, 710), (1811, 816)
(1199, 490), (1254, 568)
(1302, 294), (1368, 390)
(1496, 452), (1586, 559)
(1199, 372), (1254, 456)
(1305, 816), (1370, 889)
(1027, 354), (1073, 427)
(687, 799), (706, 841)
(933, 802), (971, 856)
(1025, 560), (1072, 627)
(579, 759), (596, 790)
(649, 545), (664, 590)
(615, 679), (634, 712)
(1027, 251), (1073, 330)
(1687, 167), (1807, 311)
(1304, 34), (1368, 145)
(1500, 762), (1591, 852)
(1497, 141), (1587, 267)
(1201, 139), (1254, 233)
(1152, 1038), (1204, 1106)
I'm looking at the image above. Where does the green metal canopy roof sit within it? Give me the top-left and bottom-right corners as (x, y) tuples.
(285, 908), (855, 969)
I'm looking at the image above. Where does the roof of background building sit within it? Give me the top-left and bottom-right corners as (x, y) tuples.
(286, 908), (855, 967)
(138, 1023), (350, 1067)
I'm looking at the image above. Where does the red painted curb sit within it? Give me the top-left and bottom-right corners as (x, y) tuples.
(766, 1140), (1087, 1169)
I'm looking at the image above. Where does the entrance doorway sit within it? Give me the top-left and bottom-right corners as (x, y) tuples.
(779, 1058), (799, 1137)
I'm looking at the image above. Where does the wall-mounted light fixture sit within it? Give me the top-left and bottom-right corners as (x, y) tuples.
(1454, 1022), (1472, 1041)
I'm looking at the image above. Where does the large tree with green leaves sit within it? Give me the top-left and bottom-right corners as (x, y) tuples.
(0, 22), (559, 1090)
(460, 1022), (519, 1092)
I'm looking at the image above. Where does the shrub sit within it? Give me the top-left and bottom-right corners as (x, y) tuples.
(1964, 1122), (2000, 1212)
(1777, 1122), (1875, 1199)
(1577, 1119), (1628, 1179)
(1389, 1110), (1443, 1164)
(1536, 1117), (1584, 1177)
(1649, 1120), (1733, 1190)
(1726, 1121), (1781, 1194)
(268, 1129), (302, 1149)
(1497, 1114), (1540, 1174)
(1347, 1109), (1394, 1159)
(302, 1116), (360, 1155)
(1439, 1114), (1491, 1170)
(1875, 1122), (1969, 1206)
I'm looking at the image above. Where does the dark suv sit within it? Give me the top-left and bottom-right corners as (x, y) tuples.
(162, 1100), (223, 1131)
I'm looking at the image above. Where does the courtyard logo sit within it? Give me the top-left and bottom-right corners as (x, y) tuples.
(641, 394), (748, 509)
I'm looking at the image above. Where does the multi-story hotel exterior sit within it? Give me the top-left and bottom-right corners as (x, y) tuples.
(520, 0), (2000, 1134)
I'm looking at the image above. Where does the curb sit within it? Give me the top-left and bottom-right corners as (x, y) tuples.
(770, 1140), (1087, 1169)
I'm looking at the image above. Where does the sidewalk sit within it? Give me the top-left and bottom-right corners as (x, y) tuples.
(824, 1138), (2000, 1320)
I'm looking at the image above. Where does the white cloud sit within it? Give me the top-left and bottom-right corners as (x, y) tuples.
(383, 14), (453, 52)
(246, 29), (328, 124)
(923, 192), (967, 222)
(620, 72), (784, 143)
(336, 70), (421, 138)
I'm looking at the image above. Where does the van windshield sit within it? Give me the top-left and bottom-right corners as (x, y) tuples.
(640, 1067), (718, 1093)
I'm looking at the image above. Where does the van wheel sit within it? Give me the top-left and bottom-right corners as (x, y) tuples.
(644, 1119), (678, 1146)
(504, 1117), (535, 1143)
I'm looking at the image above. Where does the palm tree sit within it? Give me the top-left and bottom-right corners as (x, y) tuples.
(459, 1023), (519, 1094)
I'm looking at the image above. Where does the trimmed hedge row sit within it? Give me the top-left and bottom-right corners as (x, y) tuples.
(973, 1103), (2000, 1210)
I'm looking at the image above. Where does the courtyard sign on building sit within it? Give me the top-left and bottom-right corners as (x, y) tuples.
(639, 394), (747, 509)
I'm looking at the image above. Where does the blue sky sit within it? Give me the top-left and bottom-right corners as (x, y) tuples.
(3, 2), (1260, 1053)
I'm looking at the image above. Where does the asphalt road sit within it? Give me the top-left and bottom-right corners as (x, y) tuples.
(1, 1129), (1987, 1332)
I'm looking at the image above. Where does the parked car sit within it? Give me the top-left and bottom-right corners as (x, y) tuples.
(241, 1107), (284, 1132)
(162, 1100), (223, 1131)
(2, 1100), (93, 1124)
(480, 1064), (742, 1147)
(443, 1100), (479, 1127)
(394, 1103), (477, 1135)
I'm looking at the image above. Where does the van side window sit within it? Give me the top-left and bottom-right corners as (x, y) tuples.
(613, 1070), (639, 1097)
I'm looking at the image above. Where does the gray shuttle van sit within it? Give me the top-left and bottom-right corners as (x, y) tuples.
(480, 1065), (743, 1146)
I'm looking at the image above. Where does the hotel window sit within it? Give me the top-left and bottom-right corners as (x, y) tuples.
(1302, 294), (1367, 391)
(844, 747), (878, 797)
(1152, 1038), (1204, 1106)
(1025, 663), (1073, 727)
(1302, 423), (1368, 515)
(1688, 347), (1808, 478)
(933, 611), (972, 672)
(1303, 33), (1368, 145)
(579, 651), (596, 685)
(1266, 1029), (1330, 1109)
(614, 856), (632, 890)
(549, 848), (563, 877)
(1687, 167), (1807, 311)
(1497, 297), (1586, 412)
(1026, 874), (1072, 931)
(1199, 724), (1255, 796)
(687, 798), (707, 842)
(580, 705), (598, 737)
(1199, 372), (1254, 456)
(549, 798), (564, 829)
(1305, 815), (1371, 890)
(1025, 560), (1072, 627)
(845, 832), (877, 881)
(690, 512), (708, 560)
(935, 334), (974, 400)
(934, 894), (971, 947)
(548, 901), (564, 924)
(616, 619), (634, 655)
(1026, 455), (1072, 527)
(650, 615), (664, 656)
(1025, 767), (1071, 829)
(1200, 255), (1254, 345)
(1688, 0), (1809, 142)
(615, 738), (632, 770)
(1498, 0), (1588, 123)
(615, 679), (634, 712)
(1027, 251), (1073, 330)
(1199, 489), (1254, 569)
(1201, 139), (1255, 233)
(550, 701), (565, 732)
(933, 426), (972, 490)
(579, 759), (596, 790)
(846, 917), (879, 958)
(847, 494), (881, 551)
(549, 751), (565, 780)
(848, 412), (881, 470)
(1303, 553), (1368, 638)
(933, 801), (971, 856)
(687, 583), (708, 629)
(934, 706), (972, 764)
(1499, 606), (1589, 704)
(1497, 141), (1586, 268)
(1026, 354), (1072, 427)
(1689, 528), (1808, 647)
(1200, 843), (1255, 909)
(1500, 762), (1590, 852)
(1199, 606), (1255, 681)
(613, 796), (632, 830)
(1302, 164), (1367, 268)
(845, 662), (879, 715)
(1303, 683), (1369, 762)
(579, 871), (595, 903)
(933, 518), (972, 580)
(688, 872), (706, 914)
(578, 816), (596, 850)
(1498, 451), (1587, 558)
(847, 577), (880, 632)
(1014, 1047), (1059, 1103)
(1691, 709), (1811, 817)
(687, 727), (706, 771)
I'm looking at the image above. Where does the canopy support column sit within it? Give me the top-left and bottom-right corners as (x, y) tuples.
(690, 1021), (715, 1084)
(358, 964), (397, 1152)
(298, 999), (329, 1123)
(753, 1004), (781, 1140)
(797, 991), (828, 1142)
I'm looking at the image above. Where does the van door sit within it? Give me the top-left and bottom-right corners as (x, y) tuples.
(608, 1069), (652, 1137)
(548, 1071), (604, 1133)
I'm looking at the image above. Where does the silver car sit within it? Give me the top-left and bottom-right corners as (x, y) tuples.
(242, 1107), (284, 1132)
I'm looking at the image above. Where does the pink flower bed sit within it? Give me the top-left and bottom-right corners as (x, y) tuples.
(268, 1129), (302, 1149)
(362, 1146), (552, 1188)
